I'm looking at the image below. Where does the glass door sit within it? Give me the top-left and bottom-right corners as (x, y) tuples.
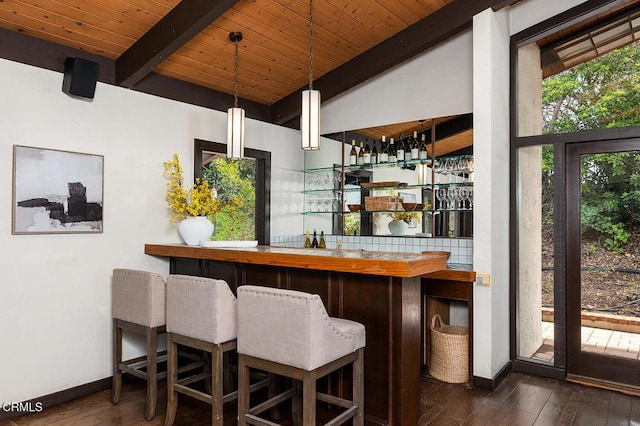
(566, 140), (640, 387)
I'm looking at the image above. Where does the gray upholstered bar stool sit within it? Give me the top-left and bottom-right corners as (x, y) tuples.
(237, 285), (366, 426)
(164, 274), (241, 426)
(111, 268), (167, 420)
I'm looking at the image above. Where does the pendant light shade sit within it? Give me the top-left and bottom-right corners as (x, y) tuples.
(301, 0), (320, 151)
(227, 31), (245, 160)
(301, 89), (320, 150)
(227, 106), (245, 159)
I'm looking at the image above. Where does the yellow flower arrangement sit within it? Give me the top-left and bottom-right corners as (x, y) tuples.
(387, 210), (421, 224)
(163, 153), (224, 223)
(386, 199), (430, 224)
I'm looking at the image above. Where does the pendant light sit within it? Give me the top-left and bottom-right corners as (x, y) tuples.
(227, 31), (245, 160)
(301, 0), (320, 150)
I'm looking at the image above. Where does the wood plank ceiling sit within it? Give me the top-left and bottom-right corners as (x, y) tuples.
(0, 0), (516, 143)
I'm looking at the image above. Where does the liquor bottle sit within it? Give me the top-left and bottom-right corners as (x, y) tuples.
(403, 136), (412, 162)
(319, 231), (326, 248)
(363, 139), (371, 165)
(388, 137), (397, 163)
(419, 133), (428, 160)
(357, 141), (365, 165)
(349, 139), (357, 165)
(304, 230), (311, 248)
(379, 135), (388, 163)
(311, 229), (319, 248)
(396, 135), (405, 163)
(371, 139), (378, 165)
(410, 131), (419, 160)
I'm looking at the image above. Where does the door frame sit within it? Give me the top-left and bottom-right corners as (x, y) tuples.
(565, 138), (640, 386)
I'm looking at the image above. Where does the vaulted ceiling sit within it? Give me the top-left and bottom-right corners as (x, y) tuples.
(0, 0), (515, 130)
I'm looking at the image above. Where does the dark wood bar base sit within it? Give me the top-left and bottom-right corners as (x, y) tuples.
(172, 259), (419, 425)
(167, 256), (422, 425)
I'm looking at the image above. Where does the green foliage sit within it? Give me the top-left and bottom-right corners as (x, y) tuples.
(541, 42), (640, 251)
(579, 152), (640, 252)
(202, 157), (256, 240)
(344, 213), (360, 236)
(543, 42), (640, 133)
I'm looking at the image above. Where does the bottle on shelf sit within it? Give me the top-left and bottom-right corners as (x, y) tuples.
(371, 139), (378, 165)
(357, 141), (365, 165)
(379, 135), (388, 163)
(388, 137), (397, 163)
(410, 131), (419, 160)
(419, 133), (428, 160)
(311, 229), (319, 248)
(319, 231), (326, 248)
(363, 138), (371, 165)
(396, 134), (405, 163)
(304, 230), (311, 248)
(349, 139), (358, 166)
(404, 136), (412, 162)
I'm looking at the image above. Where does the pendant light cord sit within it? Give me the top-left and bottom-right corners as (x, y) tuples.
(308, 0), (314, 91)
(233, 37), (240, 108)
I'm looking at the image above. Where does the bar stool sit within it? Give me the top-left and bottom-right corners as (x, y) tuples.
(164, 274), (246, 426)
(111, 268), (166, 420)
(237, 285), (366, 426)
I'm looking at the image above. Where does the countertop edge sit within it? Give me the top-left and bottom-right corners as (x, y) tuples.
(144, 243), (449, 278)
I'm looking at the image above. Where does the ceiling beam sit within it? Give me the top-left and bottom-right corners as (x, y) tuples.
(132, 72), (271, 122)
(270, 0), (520, 126)
(116, 0), (240, 88)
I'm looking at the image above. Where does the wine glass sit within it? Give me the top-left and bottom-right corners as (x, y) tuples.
(446, 187), (458, 210)
(434, 160), (445, 184)
(436, 188), (447, 210)
(458, 187), (469, 209)
(458, 157), (470, 182)
(444, 158), (456, 183)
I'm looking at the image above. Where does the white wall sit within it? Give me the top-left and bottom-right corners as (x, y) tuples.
(472, 7), (511, 379)
(321, 30), (473, 134)
(0, 58), (303, 403)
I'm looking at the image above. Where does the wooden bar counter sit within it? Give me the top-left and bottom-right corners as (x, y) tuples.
(145, 243), (448, 426)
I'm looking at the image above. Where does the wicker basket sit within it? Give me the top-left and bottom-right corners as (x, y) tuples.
(429, 314), (469, 383)
(364, 196), (403, 211)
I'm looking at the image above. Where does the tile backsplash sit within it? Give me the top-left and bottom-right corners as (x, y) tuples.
(270, 234), (473, 265)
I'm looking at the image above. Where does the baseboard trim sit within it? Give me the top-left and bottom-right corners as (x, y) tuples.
(473, 361), (512, 390)
(0, 377), (111, 422)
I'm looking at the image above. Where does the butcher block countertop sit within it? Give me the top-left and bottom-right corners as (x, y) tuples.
(144, 243), (448, 278)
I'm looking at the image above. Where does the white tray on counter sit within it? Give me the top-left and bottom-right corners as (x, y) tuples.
(199, 240), (258, 248)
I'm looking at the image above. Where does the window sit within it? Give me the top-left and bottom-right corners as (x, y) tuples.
(194, 140), (271, 244)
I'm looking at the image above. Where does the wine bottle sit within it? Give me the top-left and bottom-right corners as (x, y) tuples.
(319, 231), (326, 248)
(388, 137), (397, 163)
(379, 135), (388, 163)
(410, 131), (419, 160)
(419, 133), (428, 160)
(403, 136), (412, 162)
(396, 135), (405, 163)
(357, 141), (365, 165)
(371, 139), (378, 165)
(311, 229), (319, 248)
(304, 230), (311, 248)
(363, 138), (371, 165)
(349, 139), (357, 165)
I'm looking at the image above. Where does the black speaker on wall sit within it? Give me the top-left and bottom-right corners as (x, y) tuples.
(62, 57), (99, 99)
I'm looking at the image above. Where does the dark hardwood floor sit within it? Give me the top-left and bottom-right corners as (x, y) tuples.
(2, 372), (640, 425)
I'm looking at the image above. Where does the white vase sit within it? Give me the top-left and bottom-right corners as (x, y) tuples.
(178, 216), (214, 246)
(388, 219), (409, 236)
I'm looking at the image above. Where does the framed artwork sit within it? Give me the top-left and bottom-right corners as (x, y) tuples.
(12, 145), (104, 234)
